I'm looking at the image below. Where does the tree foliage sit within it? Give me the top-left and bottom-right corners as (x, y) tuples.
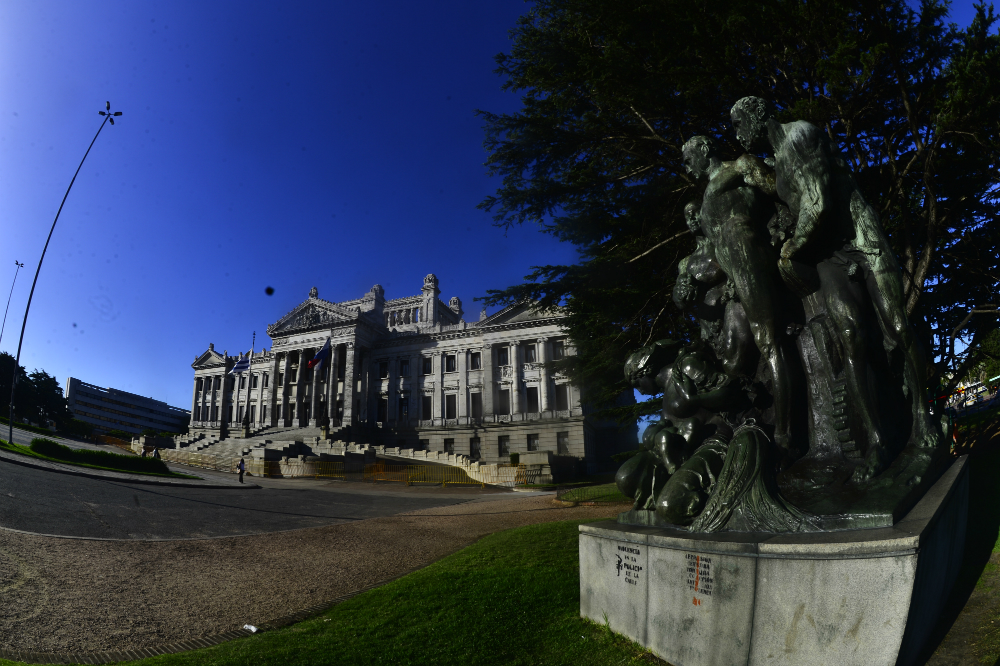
(478, 0), (1000, 418)
(0, 352), (73, 429)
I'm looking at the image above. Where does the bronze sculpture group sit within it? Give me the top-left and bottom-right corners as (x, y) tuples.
(616, 98), (947, 532)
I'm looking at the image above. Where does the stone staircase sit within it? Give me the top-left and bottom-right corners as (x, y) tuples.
(172, 425), (378, 462)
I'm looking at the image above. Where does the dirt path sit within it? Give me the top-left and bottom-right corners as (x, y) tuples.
(0, 494), (618, 654)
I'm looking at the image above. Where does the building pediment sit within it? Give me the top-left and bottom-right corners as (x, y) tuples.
(267, 298), (358, 337)
(478, 301), (563, 327)
(192, 348), (226, 368)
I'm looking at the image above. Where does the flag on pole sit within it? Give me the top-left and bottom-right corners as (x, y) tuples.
(307, 338), (332, 371)
(229, 353), (250, 374)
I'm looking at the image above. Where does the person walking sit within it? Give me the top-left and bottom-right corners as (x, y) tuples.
(152, 447), (161, 460)
(237, 457), (246, 484)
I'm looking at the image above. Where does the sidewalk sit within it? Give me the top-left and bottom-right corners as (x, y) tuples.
(0, 445), (254, 489)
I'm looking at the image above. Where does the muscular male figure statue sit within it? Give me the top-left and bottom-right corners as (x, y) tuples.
(682, 135), (800, 460)
(730, 96), (939, 480)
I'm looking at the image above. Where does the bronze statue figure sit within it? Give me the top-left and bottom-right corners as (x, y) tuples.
(616, 101), (948, 533)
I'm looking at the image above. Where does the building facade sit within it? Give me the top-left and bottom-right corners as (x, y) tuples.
(65, 377), (191, 436)
(189, 274), (632, 472)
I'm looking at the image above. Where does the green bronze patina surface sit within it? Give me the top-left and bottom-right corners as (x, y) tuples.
(616, 102), (948, 533)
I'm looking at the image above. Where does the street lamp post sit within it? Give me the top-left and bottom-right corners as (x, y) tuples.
(0, 260), (25, 349)
(6, 102), (121, 446)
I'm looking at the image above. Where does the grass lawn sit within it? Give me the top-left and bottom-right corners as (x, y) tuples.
(559, 482), (631, 504)
(0, 520), (661, 666)
(0, 438), (200, 480)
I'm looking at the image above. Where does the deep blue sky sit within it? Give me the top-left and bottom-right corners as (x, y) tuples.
(0, 1), (984, 411)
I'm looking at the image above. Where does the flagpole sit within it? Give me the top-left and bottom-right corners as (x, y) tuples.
(242, 331), (255, 436)
(7, 103), (120, 447)
(0, 261), (25, 350)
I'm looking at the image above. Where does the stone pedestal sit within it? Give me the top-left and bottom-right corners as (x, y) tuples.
(579, 456), (968, 666)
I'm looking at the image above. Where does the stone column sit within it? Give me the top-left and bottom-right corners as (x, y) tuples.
(482, 344), (494, 420)
(458, 348), (468, 424)
(537, 338), (551, 415)
(269, 352), (281, 426)
(191, 378), (199, 427)
(511, 342), (522, 417)
(387, 355), (398, 422)
(295, 348), (309, 427)
(435, 350), (445, 424)
(343, 343), (356, 425)
(327, 342), (340, 425)
(217, 375), (224, 427)
(358, 346), (370, 425)
(309, 348), (321, 427)
(281, 353), (292, 427)
(199, 377), (208, 427)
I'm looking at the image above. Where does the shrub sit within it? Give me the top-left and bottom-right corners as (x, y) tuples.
(29, 438), (170, 474)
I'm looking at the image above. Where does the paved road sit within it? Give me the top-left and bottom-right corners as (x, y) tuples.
(0, 456), (513, 540)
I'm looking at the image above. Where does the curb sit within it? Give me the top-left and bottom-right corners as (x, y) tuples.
(0, 451), (256, 490)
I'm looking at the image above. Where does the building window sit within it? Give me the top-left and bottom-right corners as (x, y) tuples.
(552, 340), (566, 359)
(277, 373), (284, 387)
(557, 431), (570, 455)
(422, 357), (433, 375)
(498, 347), (509, 366)
(239, 376), (246, 390)
(250, 405), (256, 422)
(237, 406), (244, 422)
(263, 372), (269, 388)
(445, 355), (456, 372)
(527, 433), (539, 451)
(194, 406), (201, 421)
(470, 437), (481, 459)
(445, 394), (457, 419)
(399, 395), (409, 421)
(210, 406), (218, 421)
(498, 435), (510, 457)
(306, 367), (314, 382)
(252, 374), (259, 389)
(470, 393), (482, 420)
(526, 386), (539, 413)
(214, 376), (222, 390)
(379, 362), (389, 379)
(196, 379), (203, 392)
(400, 359), (409, 376)
(497, 389), (510, 415)
(444, 438), (455, 454)
(419, 438), (430, 450)
(289, 368), (298, 383)
(470, 352), (481, 370)
(262, 405), (267, 422)
(555, 384), (569, 411)
(377, 397), (388, 422)
(524, 344), (536, 362)
(422, 395), (433, 419)
(227, 405), (233, 424)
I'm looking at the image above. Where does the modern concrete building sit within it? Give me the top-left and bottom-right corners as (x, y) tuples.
(64, 377), (191, 436)
(189, 274), (634, 473)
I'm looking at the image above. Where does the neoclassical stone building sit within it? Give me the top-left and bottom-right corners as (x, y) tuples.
(189, 274), (632, 471)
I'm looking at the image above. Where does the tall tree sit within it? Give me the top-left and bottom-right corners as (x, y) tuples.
(0, 352), (34, 425)
(26, 370), (73, 428)
(478, 0), (1000, 419)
